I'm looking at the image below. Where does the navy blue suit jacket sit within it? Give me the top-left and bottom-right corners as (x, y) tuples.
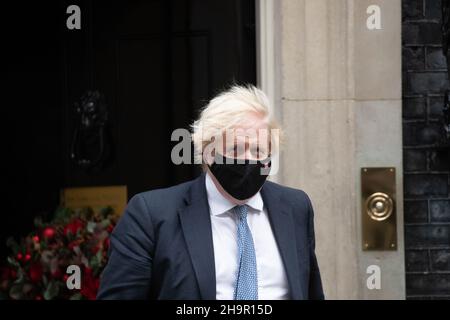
(97, 173), (324, 300)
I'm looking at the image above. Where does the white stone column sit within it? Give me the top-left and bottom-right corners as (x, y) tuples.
(258, 0), (405, 299)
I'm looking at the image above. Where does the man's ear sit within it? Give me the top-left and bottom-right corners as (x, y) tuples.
(202, 142), (216, 165)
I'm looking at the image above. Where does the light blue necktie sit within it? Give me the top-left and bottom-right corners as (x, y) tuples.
(233, 205), (258, 300)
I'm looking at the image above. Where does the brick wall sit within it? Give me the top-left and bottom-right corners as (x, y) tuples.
(403, 0), (450, 299)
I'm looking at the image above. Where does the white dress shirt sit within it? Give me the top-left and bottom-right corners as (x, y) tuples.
(205, 172), (289, 300)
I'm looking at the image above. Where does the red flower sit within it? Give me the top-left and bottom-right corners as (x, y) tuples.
(68, 240), (81, 251)
(16, 253), (23, 261)
(80, 267), (99, 300)
(24, 253), (31, 262)
(91, 244), (100, 255)
(32, 236), (40, 242)
(64, 219), (84, 236)
(42, 227), (56, 239)
(51, 268), (62, 279)
(106, 225), (114, 234)
(29, 263), (43, 283)
(103, 237), (110, 249)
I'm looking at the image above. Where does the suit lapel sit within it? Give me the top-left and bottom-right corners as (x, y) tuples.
(261, 182), (305, 300)
(178, 174), (216, 300)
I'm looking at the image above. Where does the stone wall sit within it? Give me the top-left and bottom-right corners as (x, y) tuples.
(277, 0), (405, 299)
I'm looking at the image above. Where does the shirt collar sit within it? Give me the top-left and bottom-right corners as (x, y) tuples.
(205, 172), (264, 216)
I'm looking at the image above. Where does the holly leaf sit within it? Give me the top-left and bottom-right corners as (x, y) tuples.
(69, 292), (83, 300)
(40, 241), (48, 250)
(33, 216), (43, 228)
(100, 206), (113, 218)
(42, 274), (48, 287)
(22, 283), (33, 295)
(89, 255), (99, 269)
(53, 207), (74, 224)
(43, 280), (59, 300)
(9, 284), (24, 300)
(96, 247), (103, 258)
(87, 221), (96, 234)
(100, 219), (111, 229)
(14, 268), (25, 284)
(79, 207), (93, 220)
(6, 237), (19, 253)
(7, 256), (19, 268)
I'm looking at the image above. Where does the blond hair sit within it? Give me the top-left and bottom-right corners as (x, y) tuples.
(190, 85), (281, 163)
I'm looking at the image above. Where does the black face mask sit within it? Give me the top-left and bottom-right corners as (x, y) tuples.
(208, 154), (271, 200)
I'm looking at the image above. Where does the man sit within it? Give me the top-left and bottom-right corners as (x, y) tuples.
(97, 85), (324, 300)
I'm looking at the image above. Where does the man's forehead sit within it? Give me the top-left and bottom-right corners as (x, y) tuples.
(222, 127), (270, 137)
(219, 129), (270, 149)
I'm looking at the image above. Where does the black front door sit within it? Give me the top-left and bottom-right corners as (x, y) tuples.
(63, 0), (256, 195)
(1, 0), (256, 259)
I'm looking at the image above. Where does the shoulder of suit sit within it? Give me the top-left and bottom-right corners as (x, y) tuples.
(264, 181), (314, 223)
(133, 178), (195, 203)
(266, 181), (309, 199)
(117, 179), (197, 224)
